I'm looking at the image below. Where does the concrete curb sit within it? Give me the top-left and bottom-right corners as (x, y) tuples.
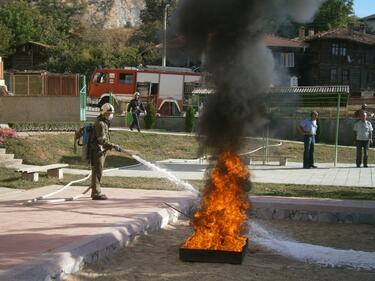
(0, 197), (196, 281)
(251, 196), (375, 224)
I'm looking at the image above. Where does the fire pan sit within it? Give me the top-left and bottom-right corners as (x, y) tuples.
(179, 239), (248, 264)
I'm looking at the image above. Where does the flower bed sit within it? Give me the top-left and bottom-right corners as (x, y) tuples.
(0, 128), (17, 145)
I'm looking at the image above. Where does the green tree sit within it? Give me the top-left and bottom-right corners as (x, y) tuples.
(185, 106), (195, 132)
(313, 0), (355, 31)
(277, 0), (356, 38)
(36, 0), (85, 44)
(0, 23), (13, 55)
(0, 0), (42, 47)
(140, 0), (176, 25)
(131, 0), (177, 65)
(144, 103), (157, 129)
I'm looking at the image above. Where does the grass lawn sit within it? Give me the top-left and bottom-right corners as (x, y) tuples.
(1, 167), (375, 200)
(3, 131), (277, 168)
(1, 131), (375, 200)
(5, 131), (372, 168)
(265, 141), (375, 164)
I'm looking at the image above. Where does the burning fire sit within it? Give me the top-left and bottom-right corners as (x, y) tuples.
(182, 150), (251, 252)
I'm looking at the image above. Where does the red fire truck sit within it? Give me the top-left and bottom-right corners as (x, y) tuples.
(88, 65), (202, 116)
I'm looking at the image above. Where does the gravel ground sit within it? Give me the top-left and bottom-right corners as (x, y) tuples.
(67, 219), (375, 281)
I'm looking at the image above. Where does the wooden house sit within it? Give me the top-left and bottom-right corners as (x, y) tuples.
(301, 27), (375, 95)
(264, 34), (308, 87)
(6, 41), (52, 71)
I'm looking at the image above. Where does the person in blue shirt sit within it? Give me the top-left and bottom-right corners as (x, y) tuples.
(298, 111), (319, 169)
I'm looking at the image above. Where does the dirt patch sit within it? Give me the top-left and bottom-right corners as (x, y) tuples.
(67, 219), (375, 281)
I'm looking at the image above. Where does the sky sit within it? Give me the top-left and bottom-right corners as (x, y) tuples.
(354, 0), (375, 18)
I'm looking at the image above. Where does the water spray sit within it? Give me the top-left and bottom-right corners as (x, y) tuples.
(24, 152), (199, 205)
(247, 220), (375, 271)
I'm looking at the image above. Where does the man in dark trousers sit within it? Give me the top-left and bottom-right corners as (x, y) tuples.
(90, 103), (126, 200)
(127, 92), (145, 132)
(353, 111), (373, 168)
(298, 111), (319, 169)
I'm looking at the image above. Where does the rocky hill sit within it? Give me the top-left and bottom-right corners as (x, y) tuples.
(83, 0), (145, 28)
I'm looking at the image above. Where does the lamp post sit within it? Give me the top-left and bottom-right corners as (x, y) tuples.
(162, 3), (170, 67)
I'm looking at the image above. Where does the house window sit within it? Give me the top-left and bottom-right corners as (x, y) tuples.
(119, 73), (133, 84)
(94, 72), (108, 84)
(342, 70), (350, 84)
(332, 44), (339, 56)
(332, 43), (346, 56)
(330, 69), (337, 83)
(280, 53), (295, 68)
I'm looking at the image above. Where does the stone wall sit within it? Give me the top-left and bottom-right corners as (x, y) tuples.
(250, 196), (375, 225)
(93, 114), (362, 145)
(0, 96), (80, 123)
(113, 115), (359, 145)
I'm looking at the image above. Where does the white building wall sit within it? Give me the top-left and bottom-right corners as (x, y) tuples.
(159, 74), (184, 99)
(137, 72), (159, 83)
(184, 75), (201, 83)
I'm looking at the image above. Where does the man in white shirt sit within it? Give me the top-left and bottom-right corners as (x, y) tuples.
(353, 111), (373, 168)
(299, 111), (319, 169)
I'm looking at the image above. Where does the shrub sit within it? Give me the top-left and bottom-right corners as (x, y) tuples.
(143, 103), (157, 129)
(185, 106), (195, 132)
(0, 128), (17, 145)
(8, 122), (83, 131)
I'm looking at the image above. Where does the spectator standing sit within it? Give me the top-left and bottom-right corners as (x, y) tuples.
(353, 111), (373, 168)
(298, 111), (319, 169)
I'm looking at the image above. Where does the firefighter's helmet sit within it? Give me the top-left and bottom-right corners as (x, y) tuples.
(100, 103), (115, 114)
(134, 92), (140, 97)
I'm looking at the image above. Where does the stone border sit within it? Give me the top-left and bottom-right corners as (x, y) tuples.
(2, 194), (374, 281)
(250, 196), (375, 224)
(0, 198), (195, 281)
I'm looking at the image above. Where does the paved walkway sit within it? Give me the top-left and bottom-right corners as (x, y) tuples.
(250, 162), (375, 187)
(63, 160), (375, 188)
(0, 186), (195, 281)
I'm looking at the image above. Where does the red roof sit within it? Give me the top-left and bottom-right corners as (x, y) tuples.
(157, 35), (308, 49)
(263, 34), (308, 48)
(304, 28), (375, 46)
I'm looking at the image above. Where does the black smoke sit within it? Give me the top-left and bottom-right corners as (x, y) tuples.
(173, 0), (323, 154)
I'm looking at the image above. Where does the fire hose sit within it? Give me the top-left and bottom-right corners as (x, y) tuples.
(24, 165), (134, 205)
(25, 152), (199, 205)
(239, 141), (283, 156)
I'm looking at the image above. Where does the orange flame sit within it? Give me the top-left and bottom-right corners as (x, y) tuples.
(182, 150), (251, 252)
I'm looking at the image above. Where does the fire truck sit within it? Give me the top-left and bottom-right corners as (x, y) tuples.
(88, 65), (202, 116)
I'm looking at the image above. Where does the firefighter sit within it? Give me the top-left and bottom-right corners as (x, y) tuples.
(127, 92), (145, 132)
(90, 103), (124, 200)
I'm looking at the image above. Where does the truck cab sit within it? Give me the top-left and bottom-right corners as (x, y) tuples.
(88, 66), (202, 115)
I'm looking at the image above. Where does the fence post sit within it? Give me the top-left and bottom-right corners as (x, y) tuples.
(80, 75), (87, 122)
(334, 93), (341, 167)
(109, 91), (113, 105)
(0, 57), (3, 80)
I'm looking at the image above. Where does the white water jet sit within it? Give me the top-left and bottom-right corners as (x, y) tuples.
(247, 220), (375, 271)
(132, 155), (200, 196)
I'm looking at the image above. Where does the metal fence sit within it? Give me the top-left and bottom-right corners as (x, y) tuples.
(0, 57), (3, 80)
(8, 72), (79, 96)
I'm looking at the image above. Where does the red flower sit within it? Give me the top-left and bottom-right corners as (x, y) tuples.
(0, 128), (17, 145)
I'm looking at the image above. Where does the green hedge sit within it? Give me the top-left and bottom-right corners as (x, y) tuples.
(144, 103), (157, 129)
(185, 106), (195, 132)
(8, 122), (87, 132)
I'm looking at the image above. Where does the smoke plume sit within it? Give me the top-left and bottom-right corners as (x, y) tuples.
(174, 0), (323, 154)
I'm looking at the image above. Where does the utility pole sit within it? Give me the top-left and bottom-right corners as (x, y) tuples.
(162, 4), (170, 67)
